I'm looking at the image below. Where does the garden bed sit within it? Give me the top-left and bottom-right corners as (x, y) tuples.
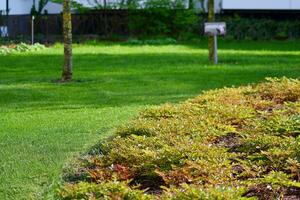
(60, 77), (300, 200)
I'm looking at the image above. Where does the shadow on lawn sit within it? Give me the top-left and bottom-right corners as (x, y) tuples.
(181, 39), (300, 51)
(119, 39), (300, 52)
(0, 51), (300, 111)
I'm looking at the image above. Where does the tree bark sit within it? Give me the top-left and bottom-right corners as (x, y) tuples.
(208, 0), (215, 63)
(61, 0), (73, 82)
(188, 0), (194, 9)
(103, 0), (109, 38)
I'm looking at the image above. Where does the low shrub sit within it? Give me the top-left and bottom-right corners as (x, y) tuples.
(0, 43), (46, 55)
(60, 77), (300, 200)
(60, 181), (152, 200)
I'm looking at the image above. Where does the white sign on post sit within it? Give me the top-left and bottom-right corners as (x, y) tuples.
(205, 22), (226, 36)
(204, 22), (226, 64)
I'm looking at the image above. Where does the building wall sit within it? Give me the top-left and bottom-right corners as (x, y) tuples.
(0, 0), (62, 15)
(1, 0), (219, 15)
(44, 0), (220, 14)
(1, 0), (300, 15)
(0, 0), (33, 15)
(44, 2), (63, 14)
(223, 0), (300, 10)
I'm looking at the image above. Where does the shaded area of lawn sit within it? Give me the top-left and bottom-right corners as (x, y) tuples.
(0, 40), (299, 199)
(1, 51), (300, 110)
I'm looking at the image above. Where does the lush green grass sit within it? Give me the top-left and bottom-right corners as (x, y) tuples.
(0, 39), (300, 200)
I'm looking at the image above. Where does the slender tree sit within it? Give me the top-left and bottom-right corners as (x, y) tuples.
(61, 0), (73, 81)
(188, 0), (194, 9)
(208, 0), (215, 63)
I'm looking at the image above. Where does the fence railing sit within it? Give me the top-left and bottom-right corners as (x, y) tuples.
(5, 10), (129, 42)
(2, 10), (300, 43)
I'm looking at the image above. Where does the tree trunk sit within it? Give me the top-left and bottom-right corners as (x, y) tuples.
(103, 0), (109, 38)
(208, 0), (215, 63)
(188, 0), (194, 9)
(61, 0), (73, 82)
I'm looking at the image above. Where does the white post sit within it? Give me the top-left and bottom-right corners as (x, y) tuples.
(31, 16), (35, 45)
(214, 35), (218, 64)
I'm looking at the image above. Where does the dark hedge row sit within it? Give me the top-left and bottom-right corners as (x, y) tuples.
(222, 16), (300, 40)
(2, 10), (300, 43)
(128, 10), (300, 40)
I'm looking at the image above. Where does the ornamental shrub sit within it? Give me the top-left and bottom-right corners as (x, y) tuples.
(0, 43), (46, 55)
(60, 77), (300, 200)
(60, 181), (153, 200)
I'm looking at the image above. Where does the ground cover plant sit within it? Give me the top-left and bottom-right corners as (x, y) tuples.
(60, 78), (300, 199)
(0, 39), (300, 199)
(0, 43), (46, 55)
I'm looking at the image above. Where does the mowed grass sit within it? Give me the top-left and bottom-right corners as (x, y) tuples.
(0, 40), (300, 200)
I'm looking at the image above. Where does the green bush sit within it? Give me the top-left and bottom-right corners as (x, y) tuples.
(129, 9), (198, 39)
(127, 0), (199, 39)
(60, 77), (300, 200)
(127, 10), (300, 40)
(223, 16), (300, 40)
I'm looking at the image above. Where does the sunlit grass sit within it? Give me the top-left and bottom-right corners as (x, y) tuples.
(0, 39), (300, 199)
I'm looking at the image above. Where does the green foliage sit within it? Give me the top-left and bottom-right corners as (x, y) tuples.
(0, 43), (46, 55)
(161, 184), (247, 200)
(124, 0), (198, 39)
(224, 16), (300, 40)
(59, 181), (152, 200)
(51, 0), (89, 12)
(0, 46), (10, 54)
(60, 78), (300, 199)
(128, 9), (198, 39)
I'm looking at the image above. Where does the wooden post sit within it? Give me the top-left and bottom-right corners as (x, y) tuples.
(31, 15), (35, 45)
(208, 0), (215, 63)
(61, 0), (73, 82)
(214, 34), (218, 64)
(6, 0), (9, 38)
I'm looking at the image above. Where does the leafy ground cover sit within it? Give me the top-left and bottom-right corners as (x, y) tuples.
(0, 43), (46, 55)
(0, 39), (300, 199)
(60, 78), (300, 200)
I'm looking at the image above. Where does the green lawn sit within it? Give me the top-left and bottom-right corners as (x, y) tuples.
(0, 40), (300, 200)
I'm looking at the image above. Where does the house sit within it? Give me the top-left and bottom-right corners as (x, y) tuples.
(1, 0), (300, 16)
(0, 0), (61, 15)
(222, 0), (300, 10)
